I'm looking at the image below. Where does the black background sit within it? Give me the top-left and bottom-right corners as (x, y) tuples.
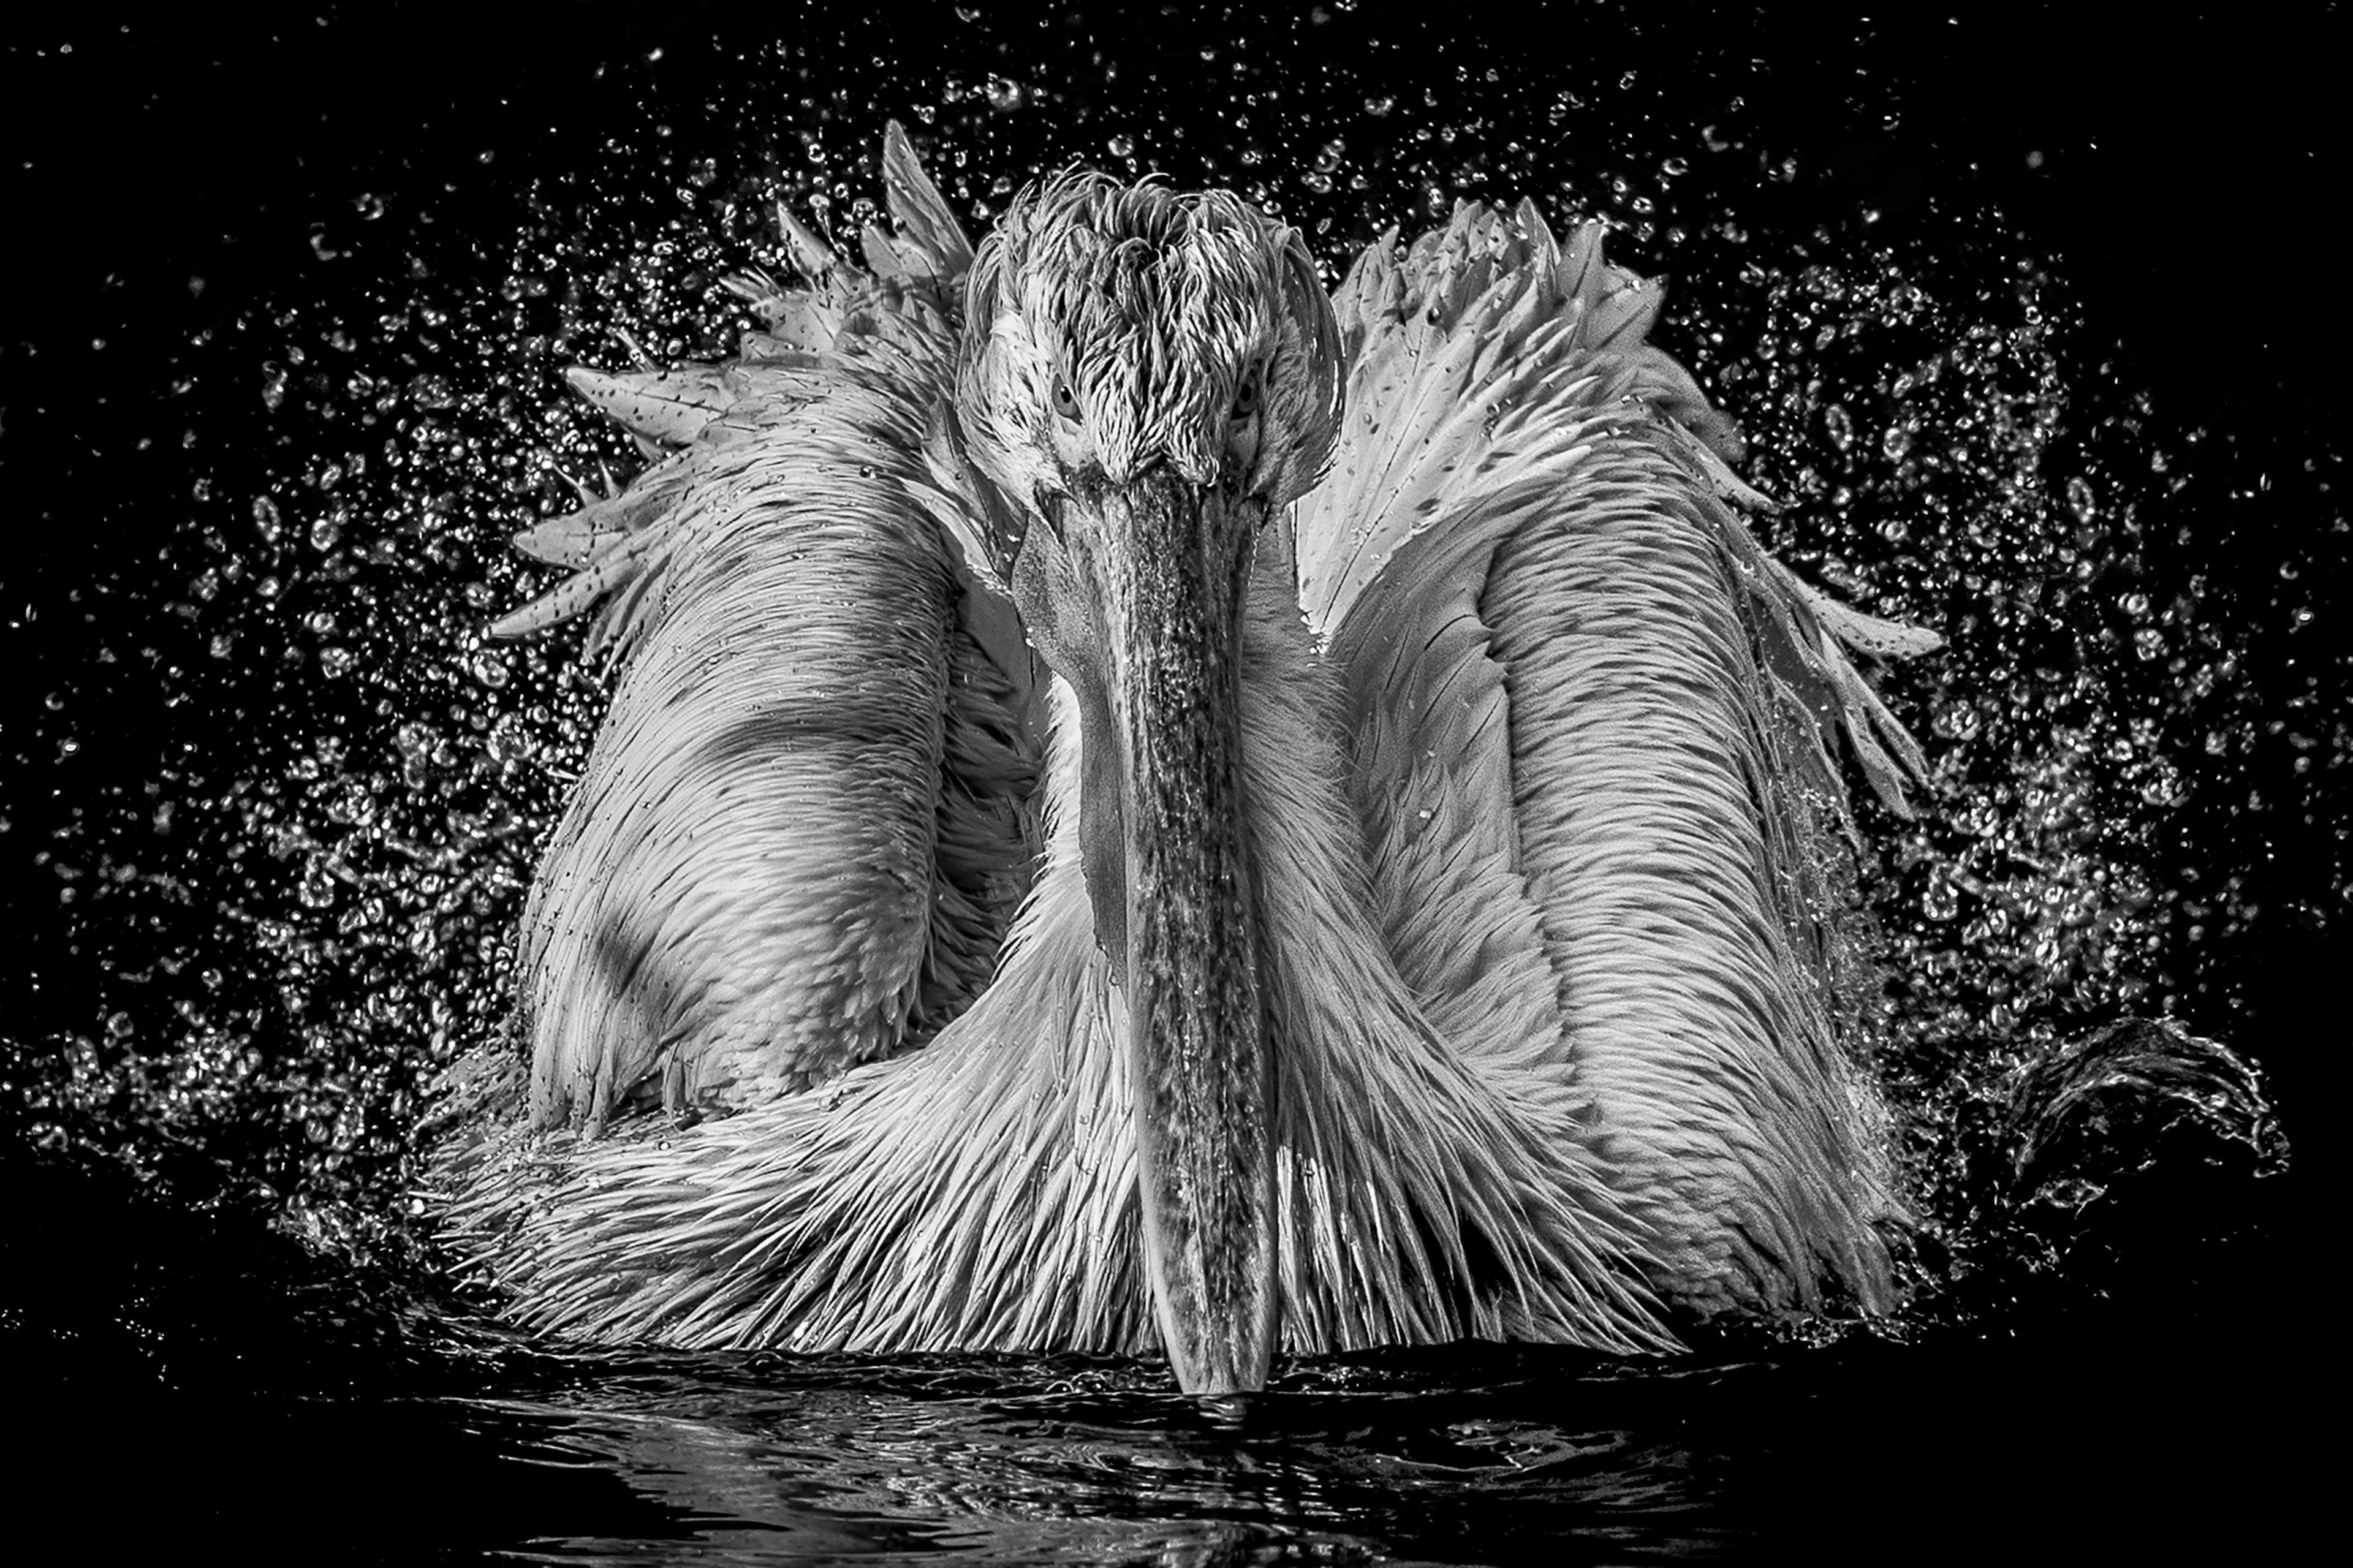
(2, 2), (2338, 1559)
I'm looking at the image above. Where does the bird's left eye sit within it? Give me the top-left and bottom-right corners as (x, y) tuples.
(1051, 379), (1080, 423)
(1233, 371), (1260, 420)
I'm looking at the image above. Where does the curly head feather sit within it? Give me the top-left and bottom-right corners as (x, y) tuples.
(955, 172), (1341, 517)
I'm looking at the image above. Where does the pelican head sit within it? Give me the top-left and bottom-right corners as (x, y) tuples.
(952, 178), (1343, 1393)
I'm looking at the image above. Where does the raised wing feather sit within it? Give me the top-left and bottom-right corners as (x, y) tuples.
(498, 124), (1040, 1132)
(1307, 204), (1936, 1314)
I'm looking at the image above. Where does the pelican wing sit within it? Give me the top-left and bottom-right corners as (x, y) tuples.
(496, 124), (1042, 1132)
(1301, 203), (1936, 1314)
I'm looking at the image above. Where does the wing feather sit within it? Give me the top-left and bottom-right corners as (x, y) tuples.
(1314, 201), (1937, 1315)
(496, 160), (1037, 1134)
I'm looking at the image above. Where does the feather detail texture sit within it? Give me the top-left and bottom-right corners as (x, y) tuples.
(482, 124), (1040, 1134)
(431, 129), (1939, 1360)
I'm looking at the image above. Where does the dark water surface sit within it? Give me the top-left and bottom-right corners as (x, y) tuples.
(4, 4), (2336, 1561)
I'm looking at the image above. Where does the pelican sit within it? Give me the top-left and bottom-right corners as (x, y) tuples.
(433, 124), (1939, 1395)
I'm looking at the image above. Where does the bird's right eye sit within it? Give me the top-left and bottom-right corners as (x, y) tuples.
(1051, 379), (1080, 423)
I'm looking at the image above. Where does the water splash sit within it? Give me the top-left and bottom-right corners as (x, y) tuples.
(7, 9), (2316, 1352)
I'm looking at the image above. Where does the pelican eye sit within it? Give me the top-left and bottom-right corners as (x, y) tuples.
(1051, 378), (1080, 423)
(1232, 370), (1260, 420)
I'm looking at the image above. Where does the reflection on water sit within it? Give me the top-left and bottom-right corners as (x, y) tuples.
(452, 1353), (1743, 1562)
(3, 6), (2328, 1562)
(17, 1320), (2315, 1561)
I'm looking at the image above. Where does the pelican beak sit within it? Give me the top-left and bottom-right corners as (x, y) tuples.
(1016, 468), (1279, 1395)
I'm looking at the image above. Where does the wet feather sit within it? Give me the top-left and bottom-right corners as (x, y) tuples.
(432, 130), (1938, 1360)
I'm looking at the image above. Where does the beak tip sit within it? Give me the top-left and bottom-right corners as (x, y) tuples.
(1186, 1389), (1263, 1425)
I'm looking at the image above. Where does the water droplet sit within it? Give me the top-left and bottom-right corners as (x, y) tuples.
(1923, 871), (1960, 922)
(2066, 474), (2095, 523)
(2139, 761), (2186, 807)
(1824, 403), (1854, 452)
